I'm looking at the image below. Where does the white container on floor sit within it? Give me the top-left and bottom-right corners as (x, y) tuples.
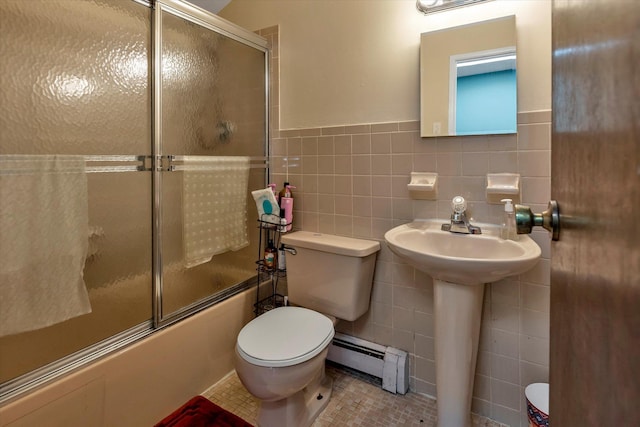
(525, 383), (549, 427)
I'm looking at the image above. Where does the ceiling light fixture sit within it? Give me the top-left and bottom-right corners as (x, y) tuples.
(416, 0), (491, 15)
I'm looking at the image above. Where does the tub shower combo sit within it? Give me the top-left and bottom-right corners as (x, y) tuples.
(0, 0), (269, 402)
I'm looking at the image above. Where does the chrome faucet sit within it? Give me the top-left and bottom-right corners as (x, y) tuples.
(441, 196), (482, 234)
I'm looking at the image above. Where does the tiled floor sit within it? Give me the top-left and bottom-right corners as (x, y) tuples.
(203, 363), (505, 427)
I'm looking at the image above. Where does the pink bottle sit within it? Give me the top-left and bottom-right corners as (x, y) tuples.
(280, 185), (295, 231)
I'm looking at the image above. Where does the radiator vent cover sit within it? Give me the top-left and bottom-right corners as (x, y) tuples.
(327, 333), (409, 394)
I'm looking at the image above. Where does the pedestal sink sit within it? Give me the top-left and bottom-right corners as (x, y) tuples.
(384, 220), (541, 427)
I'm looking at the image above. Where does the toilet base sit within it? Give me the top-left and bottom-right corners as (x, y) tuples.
(257, 367), (333, 427)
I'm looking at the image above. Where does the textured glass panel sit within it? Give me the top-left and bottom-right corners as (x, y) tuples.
(160, 11), (266, 315)
(0, 0), (151, 155)
(0, 173), (152, 383)
(0, 0), (152, 383)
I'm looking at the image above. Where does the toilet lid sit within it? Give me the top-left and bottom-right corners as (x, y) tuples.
(237, 307), (335, 368)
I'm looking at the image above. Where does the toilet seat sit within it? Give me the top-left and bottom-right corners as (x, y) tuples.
(237, 306), (335, 368)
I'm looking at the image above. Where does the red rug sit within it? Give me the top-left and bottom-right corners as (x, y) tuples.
(154, 396), (253, 427)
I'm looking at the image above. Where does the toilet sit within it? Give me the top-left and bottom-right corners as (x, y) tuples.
(235, 231), (380, 427)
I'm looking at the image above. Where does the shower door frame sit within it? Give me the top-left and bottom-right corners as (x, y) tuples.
(0, 0), (269, 404)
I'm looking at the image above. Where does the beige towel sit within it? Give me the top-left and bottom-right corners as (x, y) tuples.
(182, 156), (250, 268)
(0, 155), (91, 337)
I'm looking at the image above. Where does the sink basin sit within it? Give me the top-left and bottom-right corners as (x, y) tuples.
(384, 220), (541, 285)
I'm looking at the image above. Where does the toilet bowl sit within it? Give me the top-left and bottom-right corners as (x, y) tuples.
(235, 231), (380, 427)
(235, 307), (334, 427)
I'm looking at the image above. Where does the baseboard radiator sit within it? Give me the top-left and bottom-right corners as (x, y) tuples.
(327, 332), (409, 394)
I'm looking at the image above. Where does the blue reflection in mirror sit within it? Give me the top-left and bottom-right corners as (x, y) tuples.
(456, 69), (517, 135)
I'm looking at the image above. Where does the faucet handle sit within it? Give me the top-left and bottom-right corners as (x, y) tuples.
(451, 196), (467, 213)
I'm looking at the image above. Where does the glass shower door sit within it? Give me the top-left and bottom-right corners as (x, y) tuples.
(0, 0), (152, 386)
(155, 2), (268, 321)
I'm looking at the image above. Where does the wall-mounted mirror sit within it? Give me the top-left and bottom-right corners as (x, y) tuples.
(420, 15), (517, 137)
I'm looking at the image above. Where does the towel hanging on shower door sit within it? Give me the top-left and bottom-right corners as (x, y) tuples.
(0, 155), (92, 337)
(182, 156), (250, 268)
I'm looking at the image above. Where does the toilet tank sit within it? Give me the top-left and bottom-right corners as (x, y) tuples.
(280, 231), (380, 321)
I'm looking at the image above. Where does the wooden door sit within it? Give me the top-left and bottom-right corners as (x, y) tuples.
(551, 0), (640, 425)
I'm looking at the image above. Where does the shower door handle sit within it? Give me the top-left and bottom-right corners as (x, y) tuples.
(515, 200), (560, 241)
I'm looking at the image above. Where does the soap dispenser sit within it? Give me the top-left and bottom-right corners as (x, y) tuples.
(500, 199), (518, 241)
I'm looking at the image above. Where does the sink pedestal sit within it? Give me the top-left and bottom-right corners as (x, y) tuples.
(434, 279), (484, 427)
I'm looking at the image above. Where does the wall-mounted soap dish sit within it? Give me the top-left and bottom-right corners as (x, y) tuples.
(486, 173), (520, 203)
(408, 172), (437, 199)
